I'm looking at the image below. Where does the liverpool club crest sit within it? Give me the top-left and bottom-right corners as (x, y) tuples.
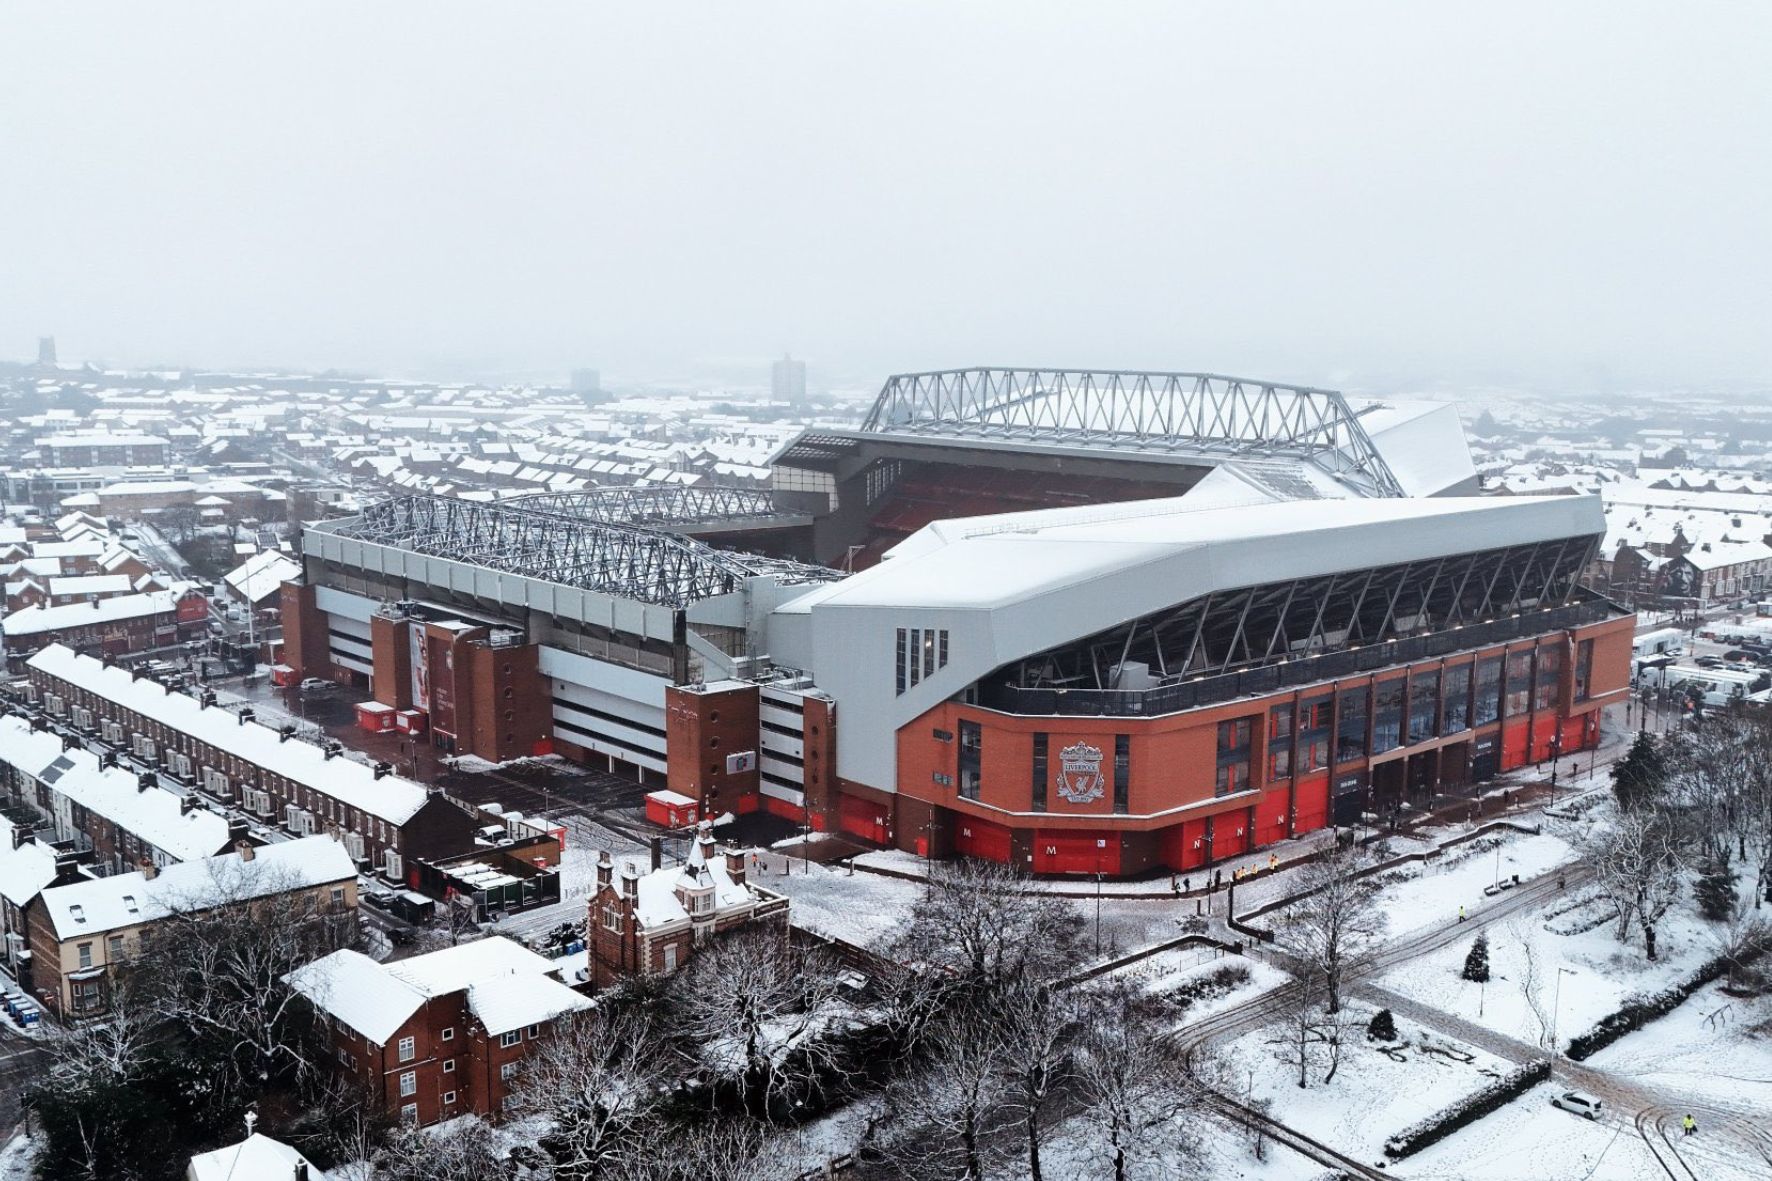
(1055, 742), (1105, 804)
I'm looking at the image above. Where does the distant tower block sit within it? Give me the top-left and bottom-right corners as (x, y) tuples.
(570, 368), (601, 394)
(36, 336), (56, 366)
(772, 354), (806, 405)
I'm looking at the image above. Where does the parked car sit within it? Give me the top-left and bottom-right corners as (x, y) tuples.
(298, 677), (334, 697)
(1550, 1091), (1604, 1120)
(362, 889), (396, 912)
(1695, 654), (1725, 669)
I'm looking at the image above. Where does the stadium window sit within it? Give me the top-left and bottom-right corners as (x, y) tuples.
(895, 628), (907, 696)
(1534, 645), (1563, 712)
(1113, 734), (1129, 814)
(938, 629), (949, 670)
(1505, 650), (1535, 717)
(1372, 678), (1404, 754)
(1474, 656), (1504, 726)
(1335, 687), (1368, 763)
(958, 720), (982, 801)
(1443, 664), (1472, 733)
(1408, 670), (1440, 744)
(1031, 733), (1048, 812)
(1573, 639), (1595, 702)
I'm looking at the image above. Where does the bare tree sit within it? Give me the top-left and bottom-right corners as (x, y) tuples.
(868, 1012), (1014, 1181)
(1585, 806), (1687, 960)
(1281, 845), (1383, 1013)
(1074, 982), (1202, 1181)
(670, 924), (857, 1114)
(994, 977), (1082, 1181)
(370, 1115), (505, 1181)
(509, 1001), (669, 1177)
(133, 856), (357, 1105)
(1708, 889), (1772, 992)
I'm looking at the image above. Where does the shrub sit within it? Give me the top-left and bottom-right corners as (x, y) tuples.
(1383, 1059), (1551, 1158)
(1695, 861), (1739, 922)
(1366, 1008), (1397, 1042)
(1565, 953), (1737, 1060)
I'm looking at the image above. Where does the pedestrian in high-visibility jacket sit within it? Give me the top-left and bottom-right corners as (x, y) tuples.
(1683, 1114), (1697, 1136)
(1457, 905), (1466, 923)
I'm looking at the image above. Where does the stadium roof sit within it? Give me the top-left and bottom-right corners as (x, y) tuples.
(773, 367), (1475, 499)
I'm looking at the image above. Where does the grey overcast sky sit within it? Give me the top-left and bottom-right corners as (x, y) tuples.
(1, 2), (1768, 390)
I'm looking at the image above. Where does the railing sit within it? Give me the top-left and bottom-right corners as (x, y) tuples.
(982, 599), (1619, 718)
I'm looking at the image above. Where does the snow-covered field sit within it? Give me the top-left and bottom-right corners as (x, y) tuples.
(1403, 1083), (1663, 1180)
(1222, 1001), (1520, 1163)
(1588, 979), (1772, 1111)
(1360, 830), (1579, 938)
(1095, 945), (1292, 1029)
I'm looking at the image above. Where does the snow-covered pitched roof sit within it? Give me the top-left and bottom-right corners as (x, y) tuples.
(187, 1132), (328, 1181)
(37, 836), (353, 939)
(222, 548), (301, 604)
(285, 948), (426, 1044)
(287, 935), (583, 1045)
(0, 716), (229, 862)
(621, 829), (760, 930)
(2, 585), (194, 637)
(384, 934), (558, 997)
(466, 969), (593, 1035)
(25, 645), (435, 825)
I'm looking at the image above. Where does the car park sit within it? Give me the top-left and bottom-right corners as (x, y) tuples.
(1550, 1091), (1604, 1120)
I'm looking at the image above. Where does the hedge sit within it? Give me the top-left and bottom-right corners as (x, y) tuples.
(1565, 950), (1742, 1061)
(1383, 1059), (1551, 1159)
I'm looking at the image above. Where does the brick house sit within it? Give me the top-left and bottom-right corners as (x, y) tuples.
(285, 936), (591, 1126)
(26, 835), (356, 1020)
(588, 823), (788, 988)
(22, 643), (477, 881)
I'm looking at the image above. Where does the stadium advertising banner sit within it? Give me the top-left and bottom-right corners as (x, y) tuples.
(409, 620), (430, 710)
(428, 631), (457, 735)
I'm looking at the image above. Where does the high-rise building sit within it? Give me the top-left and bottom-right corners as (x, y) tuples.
(36, 336), (56, 367)
(570, 368), (601, 395)
(771, 354), (806, 405)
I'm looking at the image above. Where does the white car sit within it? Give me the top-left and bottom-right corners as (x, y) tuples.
(1550, 1091), (1604, 1120)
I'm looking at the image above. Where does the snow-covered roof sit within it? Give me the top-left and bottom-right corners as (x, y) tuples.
(37, 836), (353, 939)
(2, 584), (195, 637)
(222, 548), (301, 604)
(48, 573), (133, 597)
(772, 492), (1608, 792)
(187, 1133), (328, 1181)
(0, 716), (230, 862)
(25, 645), (435, 825)
(287, 935), (585, 1044)
(621, 828), (760, 930)
(466, 969), (593, 1035)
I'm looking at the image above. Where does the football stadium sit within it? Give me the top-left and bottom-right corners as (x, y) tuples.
(280, 368), (1633, 876)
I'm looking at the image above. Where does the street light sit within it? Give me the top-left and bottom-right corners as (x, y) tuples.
(1551, 967), (1578, 1054)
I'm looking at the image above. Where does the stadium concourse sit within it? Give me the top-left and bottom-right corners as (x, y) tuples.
(276, 368), (1633, 879)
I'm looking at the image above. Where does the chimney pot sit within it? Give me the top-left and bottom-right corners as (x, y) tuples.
(235, 839), (255, 863)
(725, 846), (746, 887)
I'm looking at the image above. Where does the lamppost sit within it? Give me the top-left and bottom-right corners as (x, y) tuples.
(1551, 967), (1578, 1054)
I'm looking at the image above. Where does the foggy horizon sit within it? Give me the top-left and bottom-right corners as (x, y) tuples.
(4, 3), (1770, 393)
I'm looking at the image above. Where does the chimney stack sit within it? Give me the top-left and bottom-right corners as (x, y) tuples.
(10, 825), (31, 851)
(725, 846), (746, 888)
(235, 839), (255, 863)
(227, 815), (249, 845)
(373, 762), (391, 780)
(138, 857), (158, 881)
(180, 795), (198, 816)
(619, 861), (639, 899)
(279, 725), (294, 743)
(595, 850), (613, 892)
(238, 708), (254, 726)
(51, 849), (82, 886)
(649, 836), (662, 872)
(137, 772), (155, 793)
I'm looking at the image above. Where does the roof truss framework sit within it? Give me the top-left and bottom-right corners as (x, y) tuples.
(1007, 534), (1601, 691)
(514, 486), (788, 527)
(347, 494), (837, 609)
(859, 368), (1406, 497)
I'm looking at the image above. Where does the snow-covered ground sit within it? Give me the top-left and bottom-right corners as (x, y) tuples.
(1358, 830), (1579, 938)
(1222, 1001), (1520, 1163)
(1587, 979), (1772, 1111)
(1376, 880), (1716, 1048)
(1094, 945), (1292, 1029)
(1015, 1112), (1331, 1181)
(0, 1134), (37, 1181)
(1403, 1083), (1663, 1180)
(749, 852), (924, 951)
